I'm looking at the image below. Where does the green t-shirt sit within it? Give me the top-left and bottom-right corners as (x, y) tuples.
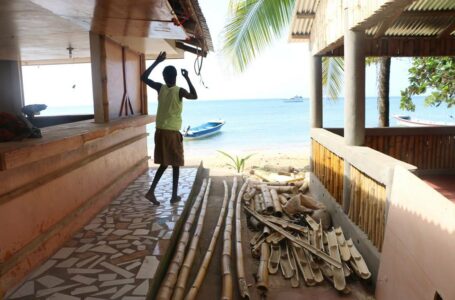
(156, 85), (182, 131)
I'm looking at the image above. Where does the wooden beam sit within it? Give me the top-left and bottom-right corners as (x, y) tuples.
(296, 12), (315, 19)
(322, 37), (455, 57)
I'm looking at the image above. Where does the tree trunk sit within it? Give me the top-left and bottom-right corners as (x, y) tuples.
(377, 57), (391, 127)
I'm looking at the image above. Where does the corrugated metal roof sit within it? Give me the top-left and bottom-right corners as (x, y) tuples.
(291, 0), (455, 42)
(289, 0), (319, 41)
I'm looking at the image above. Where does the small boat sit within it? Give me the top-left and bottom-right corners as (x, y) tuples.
(284, 95), (304, 103)
(393, 115), (455, 127)
(182, 120), (225, 139)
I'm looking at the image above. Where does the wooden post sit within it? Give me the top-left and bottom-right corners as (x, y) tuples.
(0, 60), (24, 115)
(309, 54), (323, 128)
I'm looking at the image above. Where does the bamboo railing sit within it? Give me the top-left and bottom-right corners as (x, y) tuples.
(365, 134), (455, 170)
(311, 140), (344, 205)
(348, 167), (387, 251)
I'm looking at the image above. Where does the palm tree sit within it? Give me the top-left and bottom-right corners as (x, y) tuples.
(223, 0), (388, 126)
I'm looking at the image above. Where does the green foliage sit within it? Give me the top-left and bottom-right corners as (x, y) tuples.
(217, 150), (255, 173)
(223, 0), (295, 72)
(322, 57), (344, 100)
(400, 57), (455, 111)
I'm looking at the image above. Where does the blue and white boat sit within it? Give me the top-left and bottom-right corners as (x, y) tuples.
(182, 120), (225, 139)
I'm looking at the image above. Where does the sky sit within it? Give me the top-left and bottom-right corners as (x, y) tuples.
(22, 0), (415, 106)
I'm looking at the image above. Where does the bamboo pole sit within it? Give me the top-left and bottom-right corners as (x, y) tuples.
(270, 189), (283, 217)
(256, 242), (270, 291)
(260, 184), (274, 213)
(172, 179), (212, 300)
(221, 177), (238, 300)
(235, 180), (250, 299)
(157, 179), (208, 300)
(185, 180), (229, 300)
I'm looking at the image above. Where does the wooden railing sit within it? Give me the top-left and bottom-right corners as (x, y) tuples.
(312, 140), (344, 205)
(365, 133), (455, 170)
(348, 167), (387, 251)
(327, 127), (455, 170)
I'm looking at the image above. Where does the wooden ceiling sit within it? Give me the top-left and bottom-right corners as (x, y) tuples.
(0, 0), (193, 64)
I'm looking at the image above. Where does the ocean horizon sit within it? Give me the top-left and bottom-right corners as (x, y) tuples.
(39, 96), (454, 156)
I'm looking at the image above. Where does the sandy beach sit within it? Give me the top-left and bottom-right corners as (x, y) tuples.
(184, 147), (310, 175)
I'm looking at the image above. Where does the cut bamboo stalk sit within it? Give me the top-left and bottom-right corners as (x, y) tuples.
(221, 177), (238, 300)
(262, 215), (308, 235)
(292, 244), (316, 286)
(250, 232), (263, 246)
(280, 242), (295, 279)
(253, 194), (263, 213)
(278, 194), (288, 205)
(244, 207), (341, 268)
(289, 242), (300, 288)
(158, 179), (208, 300)
(270, 189), (283, 217)
(334, 227), (351, 262)
(326, 231), (346, 291)
(347, 238), (371, 279)
(260, 184), (274, 214)
(268, 243), (281, 274)
(305, 215), (319, 231)
(235, 180), (250, 299)
(265, 232), (284, 244)
(185, 180), (229, 300)
(243, 187), (256, 201)
(256, 242), (270, 291)
(304, 248), (324, 283)
(172, 179), (212, 300)
(298, 180), (309, 193)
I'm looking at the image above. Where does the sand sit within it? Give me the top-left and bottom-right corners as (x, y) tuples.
(184, 148), (310, 175)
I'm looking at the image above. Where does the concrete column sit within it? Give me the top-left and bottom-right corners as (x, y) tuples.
(0, 60), (24, 115)
(309, 55), (323, 128)
(344, 29), (365, 146)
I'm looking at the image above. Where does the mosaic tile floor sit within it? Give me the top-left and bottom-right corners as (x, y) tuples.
(7, 168), (197, 300)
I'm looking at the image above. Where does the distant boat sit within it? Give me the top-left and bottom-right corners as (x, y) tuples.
(182, 120), (225, 139)
(284, 95), (304, 103)
(393, 115), (455, 127)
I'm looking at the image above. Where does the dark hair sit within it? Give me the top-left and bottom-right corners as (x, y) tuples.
(162, 65), (177, 85)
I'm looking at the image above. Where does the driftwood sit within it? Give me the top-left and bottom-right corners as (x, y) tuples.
(235, 180), (250, 299)
(157, 179), (208, 300)
(222, 177), (238, 300)
(173, 179), (212, 300)
(185, 180), (229, 300)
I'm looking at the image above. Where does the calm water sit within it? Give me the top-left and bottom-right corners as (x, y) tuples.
(42, 97), (454, 155)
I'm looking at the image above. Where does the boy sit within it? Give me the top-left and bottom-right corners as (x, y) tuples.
(141, 51), (198, 205)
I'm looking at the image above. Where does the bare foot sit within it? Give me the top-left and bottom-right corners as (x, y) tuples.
(145, 192), (160, 205)
(170, 195), (181, 204)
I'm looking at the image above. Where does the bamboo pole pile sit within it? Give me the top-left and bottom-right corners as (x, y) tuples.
(185, 180), (230, 300)
(241, 179), (371, 296)
(157, 179), (209, 300)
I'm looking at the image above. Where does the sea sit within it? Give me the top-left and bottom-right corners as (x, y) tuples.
(41, 96), (454, 156)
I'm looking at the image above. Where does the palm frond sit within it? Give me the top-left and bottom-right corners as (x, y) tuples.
(223, 0), (296, 72)
(322, 57), (344, 100)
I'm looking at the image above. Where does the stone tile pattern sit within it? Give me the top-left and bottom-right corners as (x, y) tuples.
(7, 168), (196, 300)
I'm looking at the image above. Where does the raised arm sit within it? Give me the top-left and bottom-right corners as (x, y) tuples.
(140, 51), (166, 92)
(179, 69), (198, 100)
